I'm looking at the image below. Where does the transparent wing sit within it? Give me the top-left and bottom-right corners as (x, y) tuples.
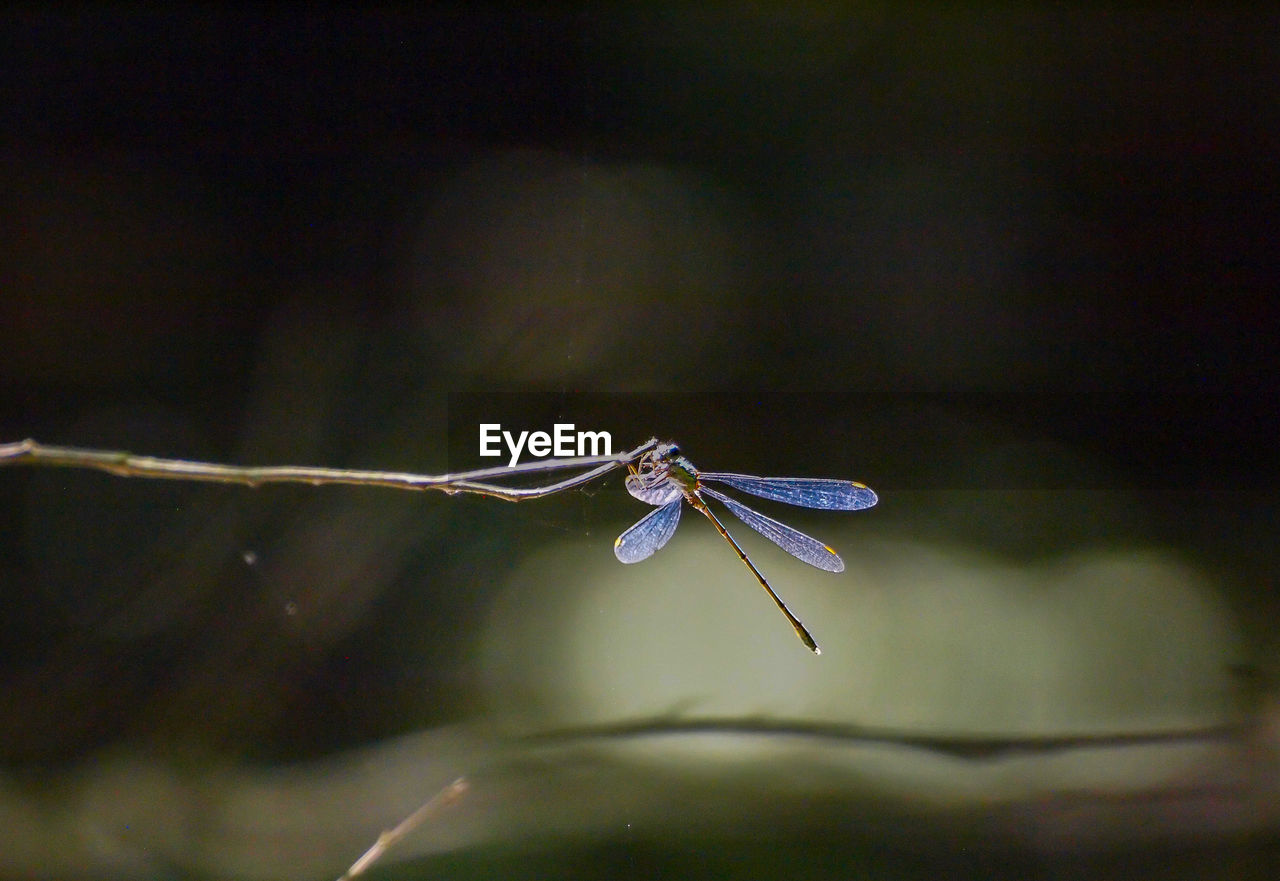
(625, 474), (684, 506)
(701, 487), (844, 572)
(613, 498), (683, 564)
(698, 472), (878, 510)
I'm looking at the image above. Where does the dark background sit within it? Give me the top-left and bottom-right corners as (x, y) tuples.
(0, 6), (1277, 877)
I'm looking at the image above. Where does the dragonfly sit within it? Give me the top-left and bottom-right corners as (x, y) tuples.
(613, 442), (877, 654)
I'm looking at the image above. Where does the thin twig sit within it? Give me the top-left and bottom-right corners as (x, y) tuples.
(0, 438), (657, 502)
(337, 777), (470, 881)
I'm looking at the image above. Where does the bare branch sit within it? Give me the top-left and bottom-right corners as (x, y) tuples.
(0, 438), (658, 502)
(337, 777), (469, 881)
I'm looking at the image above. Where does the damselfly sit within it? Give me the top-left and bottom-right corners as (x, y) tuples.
(613, 442), (877, 653)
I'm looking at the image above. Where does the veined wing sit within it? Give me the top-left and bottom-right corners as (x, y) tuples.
(698, 472), (877, 511)
(625, 475), (684, 506)
(701, 487), (844, 572)
(614, 498), (682, 564)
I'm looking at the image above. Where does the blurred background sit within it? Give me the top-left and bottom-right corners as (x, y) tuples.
(1, 6), (1278, 879)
